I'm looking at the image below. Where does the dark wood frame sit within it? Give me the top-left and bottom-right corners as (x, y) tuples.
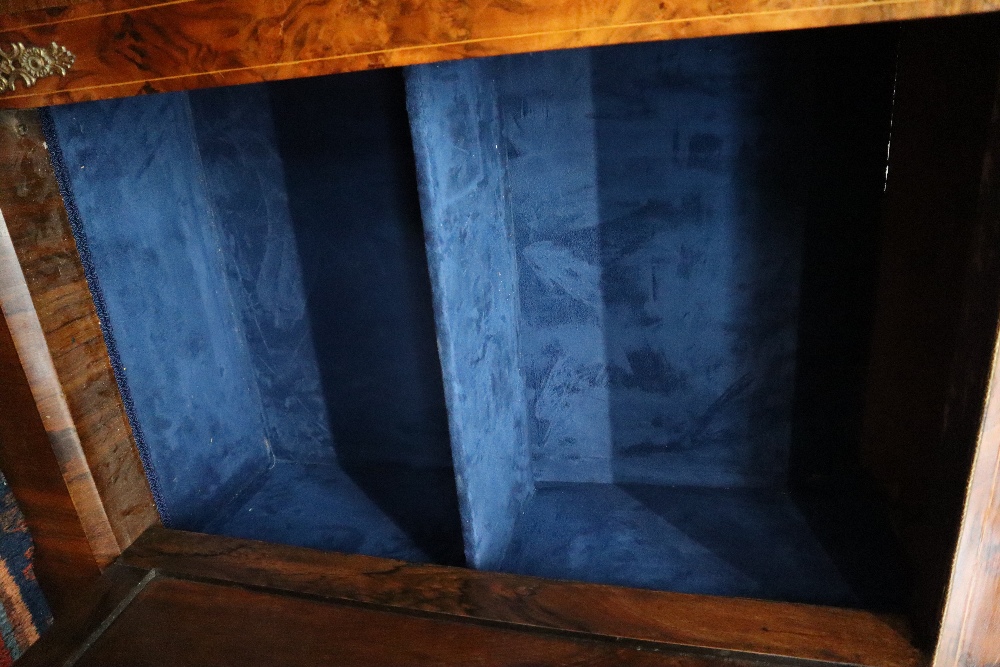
(0, 108), (158, 614)
(17, 527), (926, 667)
(0, 0), (999, 665)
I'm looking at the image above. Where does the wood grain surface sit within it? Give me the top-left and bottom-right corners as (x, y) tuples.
(932, 39), (1000, 666)
(14, 563), (153, 667)
(0, 108), (159, 606)
(935, 339), (1000, 666)
(0, 0), (90, 16)
(22, 567), (782, 667)
(0, 0), (997, 108)
(0, 289), (104, 614)
(74, 577), (779, 667)
(118, 527), (925, 667)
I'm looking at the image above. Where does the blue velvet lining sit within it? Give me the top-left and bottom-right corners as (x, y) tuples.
(405, 25), (902, 606)
(187, 84), (336, 465)
(47, 94), (274, 529)
(264, 71), (455, 472)
(500, 483), (856, 605)
(44, 24), (905, 608)
(496, 40), (806, 488)
(204, 460), (465, 564)
(47, 71), (465, 563)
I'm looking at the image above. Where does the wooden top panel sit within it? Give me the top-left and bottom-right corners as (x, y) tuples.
(0, 0), (94, 14)
(0, 0), (997, 108)
(121, 528), (925, 667)
(0, 289), (105, 613)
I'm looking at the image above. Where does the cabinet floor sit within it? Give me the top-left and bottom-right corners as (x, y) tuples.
(499, 482), (907, 609)
(203, 460), (466, 566)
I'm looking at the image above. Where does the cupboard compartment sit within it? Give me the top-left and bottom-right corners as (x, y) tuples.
(44, 69), (466, 566)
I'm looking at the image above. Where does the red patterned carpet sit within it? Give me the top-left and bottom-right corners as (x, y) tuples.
(0, 474), (50, 663)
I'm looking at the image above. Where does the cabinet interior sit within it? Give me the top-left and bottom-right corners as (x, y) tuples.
(40, 16), (993, 633)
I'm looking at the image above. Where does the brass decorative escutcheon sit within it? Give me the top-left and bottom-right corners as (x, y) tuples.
(0, 42), (75, 94)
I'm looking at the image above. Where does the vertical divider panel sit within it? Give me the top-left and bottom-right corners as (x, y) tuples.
(405, 60), (533, 569)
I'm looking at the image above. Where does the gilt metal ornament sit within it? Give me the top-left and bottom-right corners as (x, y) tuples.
(0, 42), (75, 94)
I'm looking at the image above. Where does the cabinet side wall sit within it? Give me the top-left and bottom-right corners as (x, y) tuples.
(46, 94), (274, 529)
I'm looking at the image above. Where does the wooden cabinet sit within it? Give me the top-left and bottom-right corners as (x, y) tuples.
(1, 2), (1000, 665)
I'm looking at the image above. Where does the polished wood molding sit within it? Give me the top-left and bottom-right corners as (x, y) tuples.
(0, 285), (104, 614)
(0, 108), (159, 607)
(0, 0), (996, 108)
(17, 527), (928, 666)
(21, 563), (766, 667)
(106, 527), (924, 667)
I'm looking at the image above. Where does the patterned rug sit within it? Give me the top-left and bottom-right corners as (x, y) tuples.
(0, 473), (50, 663)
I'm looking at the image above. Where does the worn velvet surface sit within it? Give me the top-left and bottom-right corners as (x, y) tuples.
(48, 70), (465, 563)
(500, 483), (855, 605)
(203, 460), (464, 565)
(187, 83), (335, 466)
(47, 24), (906, 608)
(265, 72), (456, 473)
(496, 39), (807, 488)
(498, 482), (905, 608)
(47, 95), (274, 529)
(407, 60), (533, 569)
(406, 25), (901, 605)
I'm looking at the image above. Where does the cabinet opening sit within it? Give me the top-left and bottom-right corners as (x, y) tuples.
(40, 15), (993, 630)
(44, 69), (467, 567)
(409, 24), (912, 611)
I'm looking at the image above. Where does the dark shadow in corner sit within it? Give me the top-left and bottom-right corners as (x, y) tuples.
(268, 69), (465, 567)
(780, 24), (910, 612)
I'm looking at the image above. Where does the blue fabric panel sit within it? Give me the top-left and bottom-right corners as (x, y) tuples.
(406, 61), (533, 568)
(48, 74), (465, 561)
(407, 27), (898, 604)
(594, 37), (808, 487)
(187, 84), (337, 464)
(495, 38), (808, 488)
(494, 50), (613, 483)
(499, 481), (905, 609)
(47, 94), (272, 529)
